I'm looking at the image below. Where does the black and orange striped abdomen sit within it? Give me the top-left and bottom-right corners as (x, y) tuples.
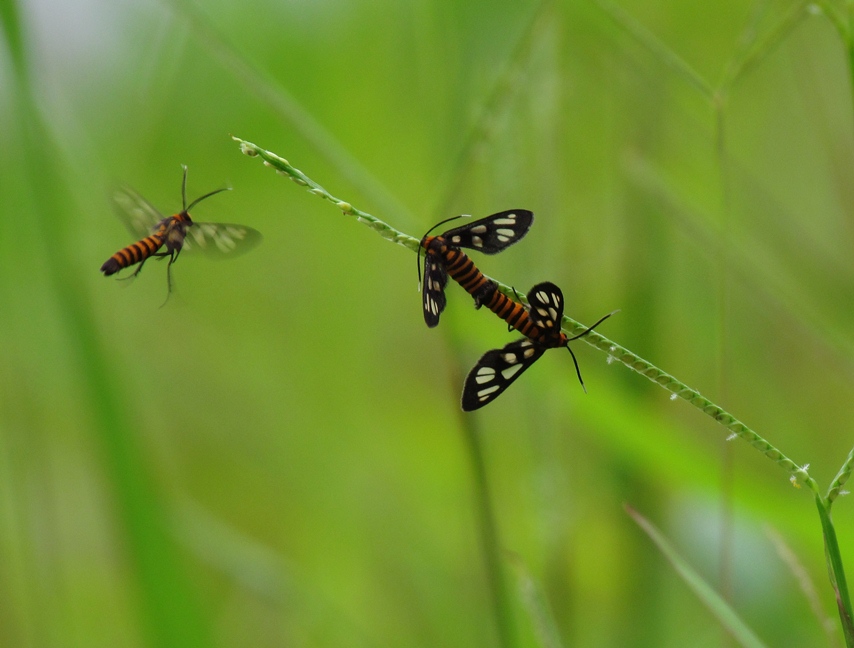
(441, 246), (492, 299)
(481, 289), (543, 339)
(101, 233), (165, 275)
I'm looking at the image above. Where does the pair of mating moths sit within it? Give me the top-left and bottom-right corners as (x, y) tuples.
(419, 211), (612, 410)
(102, 169), (610, 410)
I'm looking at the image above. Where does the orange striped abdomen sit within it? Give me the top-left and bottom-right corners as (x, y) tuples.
(443, 248), (491, 298)
(482, 290), (543, 339)
(100, 233), (165, 275)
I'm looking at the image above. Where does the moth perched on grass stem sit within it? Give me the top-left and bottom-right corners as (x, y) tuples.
(101, 165), (262, 298)
(462, 282), (615, 411)
(418, 210), (534, 327)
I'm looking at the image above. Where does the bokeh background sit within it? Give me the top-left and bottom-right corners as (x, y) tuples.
(2, 0), (853, 646)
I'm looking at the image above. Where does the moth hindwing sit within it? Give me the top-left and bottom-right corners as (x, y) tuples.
(422, 252), (449, 328)
(526, 282), (564, 333)
(441, 209), (534, 254)
(461, 338), (546, 411)
(181, 222), (263, 258)
(113, 186), (165, 237)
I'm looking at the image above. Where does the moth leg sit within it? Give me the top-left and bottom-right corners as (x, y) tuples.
(472, 281), (497, 310)
(507, 286), (523, 331)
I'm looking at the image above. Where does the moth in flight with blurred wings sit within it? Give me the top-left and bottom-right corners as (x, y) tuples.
(418, 209), (534, 327)
(101, 165), (262, 297)
(462, 282), (615, 411)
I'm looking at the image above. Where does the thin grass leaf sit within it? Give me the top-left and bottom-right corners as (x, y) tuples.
(455, 405), (519, 648)
(167, 0), (417, 229)
(717, 0), (816, 95)
(505, 552), (565, 648)
(4, 15), (214, 648)
(432, 0), (556, 217)
(765, 525), (839, 647)
(624, 153), (854, 373)
(590, 0), (714, 99)
(626, 506), (769, 648)
(814, 498), (854, 646)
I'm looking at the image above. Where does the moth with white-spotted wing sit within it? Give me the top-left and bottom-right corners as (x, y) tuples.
(418, 209), (534, 327)
(462, 282), (615, 411)
(102, 165), (262, 297)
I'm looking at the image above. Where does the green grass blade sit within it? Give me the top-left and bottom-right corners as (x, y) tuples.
(589, 0), (714, 99)
(456, 408), (519, 648)
(815, 497), (854, 646)
(765, 525), (839, 646)
(626, 506), (768, 648)
(2, 17), (213, 647)
(506, 552), (565, 648)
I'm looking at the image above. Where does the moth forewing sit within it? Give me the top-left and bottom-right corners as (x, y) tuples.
(112, 187), (166, 238)
(441, 209), (534, 255)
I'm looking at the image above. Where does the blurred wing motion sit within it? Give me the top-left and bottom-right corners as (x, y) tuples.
(182, 221), (263, 258)
(111, 187), (262, 258)
(462, 338), (546, 411)
(112, 186), (164, 237)
(440, 209), (533, 254)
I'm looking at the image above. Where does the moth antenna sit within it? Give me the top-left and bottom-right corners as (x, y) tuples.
(564, 309), (618, 391)
(566, 309), (619, 342)
(181, 164), (188, 211)
(180, 165), (232, 214)
(185, 187), (231, 213)
(566, 345), (587, 393)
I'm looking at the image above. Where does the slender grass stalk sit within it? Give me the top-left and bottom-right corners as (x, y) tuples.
(168, 0), (417, 229)
(455, 407), (519, 648)
(590, 0), (714, 100)
(431, 0), (556, 218)
(717, 0), (816, 96)
(765, 525), (839, 646)
(505, 552), (565, 648)
(828, 448), (854, 505)
(2, 11), (213, 648)
(627, 506), (769, 648)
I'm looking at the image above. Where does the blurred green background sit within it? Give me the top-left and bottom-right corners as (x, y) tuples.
(2, 0), (853, 646)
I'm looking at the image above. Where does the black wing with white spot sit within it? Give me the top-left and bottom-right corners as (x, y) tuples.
(182, 222), (263, 258)
(440, 209), (534, 255)
(461, 338), (546, 411)
(526, 282), (565, 335)
(422, 251), (449, 327)
(112, 186), (165, 237)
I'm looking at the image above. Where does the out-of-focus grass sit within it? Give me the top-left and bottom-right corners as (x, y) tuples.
(3, 0), (854, 646)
